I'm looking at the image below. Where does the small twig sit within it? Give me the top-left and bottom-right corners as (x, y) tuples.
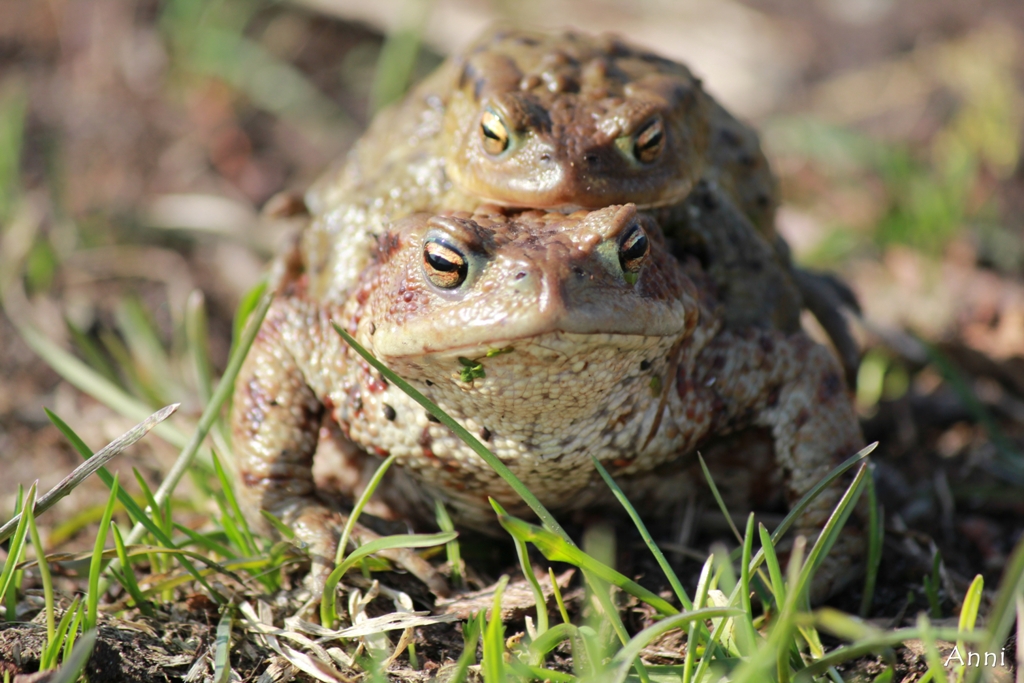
(0, 403), (179, 543)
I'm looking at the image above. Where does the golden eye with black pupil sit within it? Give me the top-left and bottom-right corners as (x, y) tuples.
(618, 223), (649, 283)
(632, 117), (664, 164)
(480, 109), (510, 155)
(423, 239), (468, 289)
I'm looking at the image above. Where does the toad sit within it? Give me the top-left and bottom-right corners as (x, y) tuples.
(302, 26), (860, 382)
(232, 204), (865, 600)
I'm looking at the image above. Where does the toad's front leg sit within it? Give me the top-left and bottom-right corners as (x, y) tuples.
(693, 328), (867, 601)
(230, 298), (449, 597)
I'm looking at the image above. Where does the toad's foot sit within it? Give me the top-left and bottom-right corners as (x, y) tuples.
(288, 503), (452, 598)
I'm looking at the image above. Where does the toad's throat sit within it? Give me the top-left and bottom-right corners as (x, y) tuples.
(341, 331), (689, 494)
(374, 331), (681, 425)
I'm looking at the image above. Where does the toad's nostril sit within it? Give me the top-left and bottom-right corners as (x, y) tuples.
(539, 154), (551, 162)
(515, 271), (527, 280)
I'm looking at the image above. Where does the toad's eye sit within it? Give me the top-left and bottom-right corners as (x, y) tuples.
(632, 117), (664, 164)
(424, 239), (469, 289)
(618, 222), (650, 283)
(480, 109), (510, 156)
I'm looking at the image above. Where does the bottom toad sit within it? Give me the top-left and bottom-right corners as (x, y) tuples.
(231, 204), (865, 601)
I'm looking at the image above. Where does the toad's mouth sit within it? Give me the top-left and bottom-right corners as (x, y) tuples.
(458, 169), (694, 214)
(383, 330), (678, 362)
(473, 193), (684, 211)
(365, 274), (696, 360)
(367, 310), (693, 361)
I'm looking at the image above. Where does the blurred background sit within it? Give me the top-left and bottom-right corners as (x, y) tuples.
(1, 0), (1023, 607)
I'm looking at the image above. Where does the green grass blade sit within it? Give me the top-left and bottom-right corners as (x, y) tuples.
(0, 482), (34, 603)
(482, 575), (509, 683)
(110, 523), (152, 616)
(586, 570), (651, 683)
(599, 608), (744, 683)
(965, 533), (1024, 683)
(494, 502), (677, 616)
(258, 509), (296, 540)
(231, 280), (266, 353)
(213, 605), (234, 683)
(591, 455), (693, 610)
(777, 540), (809, 680)
(41, 595), (81, 670)
(685, 556), (716, 683)
(793, 463), (869, 605)
(61, 600), (85, 664)
(172, 522), (237, 559)
(811, 607), (883, 642)
(46, 407), (219, 595)
(572, 625), (602, 679)
(448, 612), (483, 683)
(916, 613), (949, 683)
(132, 468), (165, 536)
(549, 567), (571, 625)
(131, 467), (167, 580)
(434, 500), (462, 588)
(321, 531), (456, 626)
(336, 454), (397, 566)
(50, 628), (97, 683)
(698, 453), (744, 544)
(212, 450), (257, 556)
(85, 475), (119, 632)
(758, 523), (786, 608)
(125, 291), (273, 551)
(321, 454), (399, 626)
(529, 622), (577, 659)
(25, 497), (55, 645)
(217, 511), (248, 559)
(748, 443), (877, 573)
(860, 468), (884, 617)
(740, 513), (757, 637)
(512, 532), (549, 642)
(957, 574), (984, 634)
(509, 659), (576, 682)
(797, 626), (986, 681)
(693, 554), (714, 610)
(953, 573), (984, 681)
